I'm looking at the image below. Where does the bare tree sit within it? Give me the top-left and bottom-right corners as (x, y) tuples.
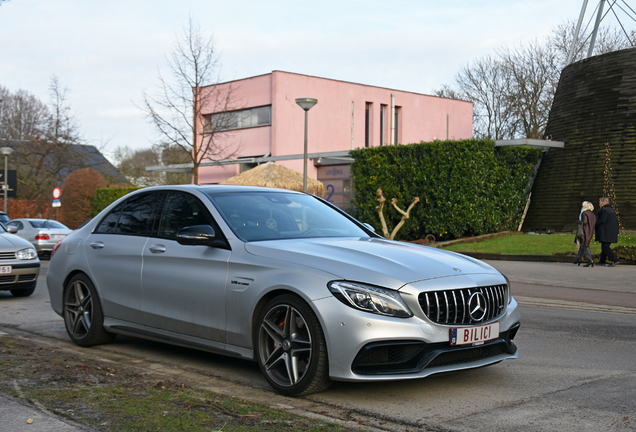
(142, 17), (239, 185)
(436, 20), (634, 140)
(502, 41), (560, 139)
(1, 78), (89, 199)
(436, 55), (518, 140)
(549, 19), (635, 66)
(113, 146), (161, 187)
(0, 85), (49, 141)
(113, 143), (190, 187)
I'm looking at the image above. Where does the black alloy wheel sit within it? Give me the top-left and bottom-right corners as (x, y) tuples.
(63, 274), (115, 347)
(256, 294), (332, 396)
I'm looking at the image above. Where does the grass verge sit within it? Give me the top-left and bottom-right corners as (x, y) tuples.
(440, 233), (636, 257)
(0, 336), (358, 432)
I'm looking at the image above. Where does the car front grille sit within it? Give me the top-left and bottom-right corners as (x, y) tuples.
(18, 274), (37, 282)
(0, 252), (16, 260)
(0, 275), (14, 284)
(418, 284), (507, 325)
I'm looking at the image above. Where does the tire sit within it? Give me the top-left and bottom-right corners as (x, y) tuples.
(10, 284), (36, 297)
(63, 274), (115, 347)
(256, 294), (332, 396)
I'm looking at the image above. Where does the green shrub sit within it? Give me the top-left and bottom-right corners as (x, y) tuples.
(350, 139), (542, 241)
(93, 187), (140, 216)
(614, 245), (636, 262)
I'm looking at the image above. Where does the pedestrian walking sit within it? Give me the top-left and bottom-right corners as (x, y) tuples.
(595, 197), (620, 267)
(573, 201), (596, 267)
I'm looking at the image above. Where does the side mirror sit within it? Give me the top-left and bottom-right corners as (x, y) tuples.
(176, 225), (226, 248)
(6, 226), (17, 234)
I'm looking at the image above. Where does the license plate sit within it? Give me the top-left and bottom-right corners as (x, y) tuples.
(52, 234), (66, 240)
(450, 322), (500, 346)
(0, 266), (12, 274)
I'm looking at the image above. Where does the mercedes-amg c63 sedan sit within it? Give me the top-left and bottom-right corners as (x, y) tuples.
(47, 185), (520, 396)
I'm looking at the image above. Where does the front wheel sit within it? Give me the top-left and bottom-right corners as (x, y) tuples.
(256, 294), (332, 396)
(63, 274), (115, 347)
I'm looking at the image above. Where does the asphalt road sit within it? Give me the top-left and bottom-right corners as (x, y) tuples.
(1, 259), (635, 431)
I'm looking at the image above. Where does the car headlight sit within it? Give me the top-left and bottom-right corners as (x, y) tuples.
(504, 274), (513, 304)
(328, 281), (413, 318)
(17, 247), (37, 260)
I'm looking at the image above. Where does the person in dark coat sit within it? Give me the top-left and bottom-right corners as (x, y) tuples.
(574, 201), (596, 267)
(595, 196), (620, 267)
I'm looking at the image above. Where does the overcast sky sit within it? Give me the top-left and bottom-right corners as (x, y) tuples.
(0, 0), (631, 160)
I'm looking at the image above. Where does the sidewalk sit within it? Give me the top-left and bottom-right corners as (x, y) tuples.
(484, 259), (636, 293)
(484, 259), (636, 310)
(0, 392), (93, 432)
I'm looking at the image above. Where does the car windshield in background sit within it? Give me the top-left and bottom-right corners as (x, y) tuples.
(29, 220), (68, 229)
(207, 191), (369, 241)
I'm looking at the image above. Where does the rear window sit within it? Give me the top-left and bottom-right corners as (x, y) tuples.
(28, 220), (68, 229)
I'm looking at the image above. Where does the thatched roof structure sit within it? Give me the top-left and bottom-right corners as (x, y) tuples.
(221, 162), (325, 197)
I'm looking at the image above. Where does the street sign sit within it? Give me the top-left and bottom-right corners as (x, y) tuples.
(52, 187), (62, 200)
(52, 200), (61, 208)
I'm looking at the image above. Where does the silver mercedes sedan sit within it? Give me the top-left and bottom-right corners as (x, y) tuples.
(46, 185), (520, 396)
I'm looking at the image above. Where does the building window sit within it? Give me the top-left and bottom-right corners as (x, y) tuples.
(380, 104), (387, 146)
(393, 106), (401, 144)
(365, 102), (372, 148)
(204, 105), (271, 132)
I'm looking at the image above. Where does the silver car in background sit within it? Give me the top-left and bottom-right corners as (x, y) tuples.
(6, 218), (72, 257)
(0, 222), (39, 297)
(46, 185), (520, 396)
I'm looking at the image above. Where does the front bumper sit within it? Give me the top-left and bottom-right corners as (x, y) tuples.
(0, 262), (40, 291)
(314, 293), (521, 382)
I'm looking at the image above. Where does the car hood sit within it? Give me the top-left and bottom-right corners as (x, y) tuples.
(244, 237), (501, 289)
(0, 232), (35, 249)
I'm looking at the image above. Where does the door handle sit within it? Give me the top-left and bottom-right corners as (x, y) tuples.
(90, 242), (104, 249)
(149, 245), (166, 254)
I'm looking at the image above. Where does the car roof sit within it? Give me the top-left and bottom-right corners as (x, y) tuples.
(133, 184), (305, 195)
(9, 218), (67, 223)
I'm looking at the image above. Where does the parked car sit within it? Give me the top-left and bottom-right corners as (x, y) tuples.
(6, 219), (72, 257)
(0, 211), (10, 226)
(46, 185), (520, 396)
(0, 222), (39, 297)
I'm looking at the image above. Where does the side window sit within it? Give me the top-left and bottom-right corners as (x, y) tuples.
(95, 202), (124, 234)
(158, 193), (215, 239)
(94, 193), (165, 235)
(116, 193), (166, 235)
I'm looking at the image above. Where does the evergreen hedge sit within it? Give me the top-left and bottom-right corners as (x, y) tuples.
(350, 139), (542, 241)
(93, 187), (140, 216)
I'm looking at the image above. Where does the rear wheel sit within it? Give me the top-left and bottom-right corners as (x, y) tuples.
(63, 274), (115, 347)
(256, 294), (332, 396)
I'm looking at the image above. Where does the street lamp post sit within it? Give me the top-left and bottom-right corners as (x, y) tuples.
(295, 98), (318, 193)
(0, 147), (13, 214)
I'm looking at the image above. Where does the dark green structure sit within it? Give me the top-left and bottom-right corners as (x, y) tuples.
(523, 48), (636, 233)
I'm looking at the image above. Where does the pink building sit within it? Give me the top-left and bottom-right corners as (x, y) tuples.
(196, 71), (473, 205)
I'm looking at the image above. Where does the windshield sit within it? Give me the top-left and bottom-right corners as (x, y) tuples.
(207, 192), (370, 241)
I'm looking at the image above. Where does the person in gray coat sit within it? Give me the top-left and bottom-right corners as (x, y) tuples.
(595, 197), (620, 267)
